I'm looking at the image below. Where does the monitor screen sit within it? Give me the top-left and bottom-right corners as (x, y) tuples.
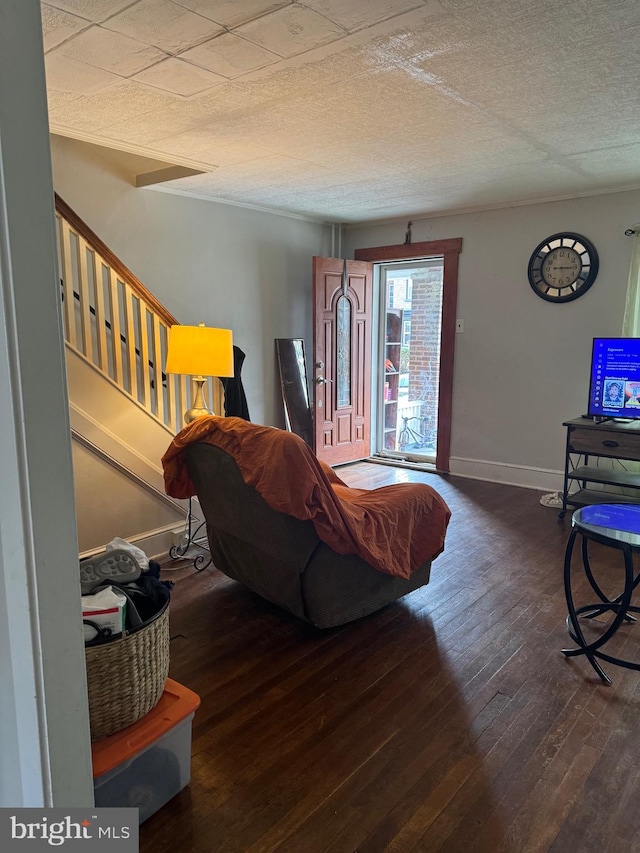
(588, 337), (640, 419)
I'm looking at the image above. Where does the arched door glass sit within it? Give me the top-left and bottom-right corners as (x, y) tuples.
(336, 295), (351, 408)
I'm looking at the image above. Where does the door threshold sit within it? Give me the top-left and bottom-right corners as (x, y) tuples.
(366, 455), (439, 473)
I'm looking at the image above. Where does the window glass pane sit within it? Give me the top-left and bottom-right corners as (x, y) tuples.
(378, 260), (443, 460)
(336, 295), (351, 408)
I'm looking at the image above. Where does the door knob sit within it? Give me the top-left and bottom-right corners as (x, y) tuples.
(315, 376), (326, 384)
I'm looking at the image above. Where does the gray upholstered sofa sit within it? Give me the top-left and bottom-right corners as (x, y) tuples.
(185, 442), (434, 629)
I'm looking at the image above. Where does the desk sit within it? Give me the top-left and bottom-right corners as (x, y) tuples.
(560, 418), (640, 518)
(562, 504), (640, 684)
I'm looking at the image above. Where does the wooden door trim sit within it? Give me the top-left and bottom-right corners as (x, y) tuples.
(354, 238), (462, 264)
(354, 238), (462, 473)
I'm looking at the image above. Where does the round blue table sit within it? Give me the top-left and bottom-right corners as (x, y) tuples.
(562, 503), (640, 684)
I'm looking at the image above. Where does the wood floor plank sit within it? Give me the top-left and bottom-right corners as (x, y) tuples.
(138, 465), (640, 853)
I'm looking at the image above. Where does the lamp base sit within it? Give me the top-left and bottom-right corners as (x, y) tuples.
(183, 376), (217, 423)
(184, 405), (214, 424)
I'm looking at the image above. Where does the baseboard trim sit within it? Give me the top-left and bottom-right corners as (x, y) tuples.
(449, 456), (563, 492)
(79, 519), (191, 563)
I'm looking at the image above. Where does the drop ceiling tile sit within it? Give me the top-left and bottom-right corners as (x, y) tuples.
(54, 80), (180, 133)
(514, 112), (640, 155)
(45, 53), (121, 94)
(92, 120), (177, 147)
(463, 162), (591, 206)
(59, 25), (167, 76)
(41, 4), (91, 51)
(189, 49), (363, 116)
(43, 0), (137, 22)
(154, 129), (271, 165)
(98, 97), (215, 144)
(172, 0), (292, 28)
(96, 120), (188, 146)
(133, 57), (225, 94)
(570, 144), (640, 183)
(105, 0), (223, 53)
(46, 90), (85, 125)
(301, 0), (425, 32)
(47, 102), (106, 134)
(181, 32), (280, 77)
(41, 0), (640, 222)
(170, 153), (316, 189)
(235, 4), (346, 58)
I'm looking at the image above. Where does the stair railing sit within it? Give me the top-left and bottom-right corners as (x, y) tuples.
(55, 194), (223, 434)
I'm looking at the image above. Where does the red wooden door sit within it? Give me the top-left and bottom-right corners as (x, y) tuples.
(313, 257), (373, 465)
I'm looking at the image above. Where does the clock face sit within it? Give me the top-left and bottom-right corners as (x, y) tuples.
(528, 233), (599, 302)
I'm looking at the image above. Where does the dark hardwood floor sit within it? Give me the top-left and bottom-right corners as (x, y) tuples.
(140, 463), (640, 852)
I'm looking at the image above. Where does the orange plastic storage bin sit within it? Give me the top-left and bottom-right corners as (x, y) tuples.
(92, 678), (200, 823)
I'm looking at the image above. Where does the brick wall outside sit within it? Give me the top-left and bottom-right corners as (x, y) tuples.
(407, 268), (443, 444)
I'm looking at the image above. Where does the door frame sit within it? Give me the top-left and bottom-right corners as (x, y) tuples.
(354, 238), (462, 473)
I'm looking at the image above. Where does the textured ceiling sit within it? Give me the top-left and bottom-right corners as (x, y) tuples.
(42, 0), (640, 222)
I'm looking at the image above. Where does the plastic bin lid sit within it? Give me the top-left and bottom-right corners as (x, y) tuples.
(92, 677), (201, 778)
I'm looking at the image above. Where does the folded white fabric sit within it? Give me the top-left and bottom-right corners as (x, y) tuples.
(82, 585), (127, 642)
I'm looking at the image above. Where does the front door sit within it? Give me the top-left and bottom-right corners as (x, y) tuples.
(313, 257), (373, 465)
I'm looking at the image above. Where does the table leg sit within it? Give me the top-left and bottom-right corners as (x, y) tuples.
(581, 536), (636, 623)
(562, 529), (612, 683)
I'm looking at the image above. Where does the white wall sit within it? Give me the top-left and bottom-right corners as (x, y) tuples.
(50, 135), (333, 427)
(67, 347), (186, 555)
(345, 192), (640, 487)
(51, 134), (640, 488)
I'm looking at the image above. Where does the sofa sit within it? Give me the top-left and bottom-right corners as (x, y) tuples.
(162, 417), (451, 629)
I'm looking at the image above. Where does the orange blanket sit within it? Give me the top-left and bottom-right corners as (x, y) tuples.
(162, 417), (451, 580)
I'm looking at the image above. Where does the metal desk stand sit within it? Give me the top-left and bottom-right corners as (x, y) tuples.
(169, 496), (212, 571)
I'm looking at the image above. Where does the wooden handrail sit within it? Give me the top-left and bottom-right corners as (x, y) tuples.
(54, 193), (178, 328)
(55, 192), (225, 432)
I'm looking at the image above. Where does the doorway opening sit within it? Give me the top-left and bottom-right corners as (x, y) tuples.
(375, 259), (444, 464)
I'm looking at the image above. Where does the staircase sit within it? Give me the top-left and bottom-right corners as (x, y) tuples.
(56, 194), (221, 559)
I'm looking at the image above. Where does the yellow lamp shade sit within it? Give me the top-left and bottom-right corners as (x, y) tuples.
(165, 325), (234, 378)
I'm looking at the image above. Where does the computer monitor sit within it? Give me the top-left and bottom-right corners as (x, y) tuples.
(587, 337), (640, 419)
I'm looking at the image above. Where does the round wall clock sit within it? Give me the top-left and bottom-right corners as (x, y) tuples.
(527, 232), (599, 303)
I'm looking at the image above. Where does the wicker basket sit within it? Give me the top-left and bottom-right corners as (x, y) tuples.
(85, 604), (170, 741)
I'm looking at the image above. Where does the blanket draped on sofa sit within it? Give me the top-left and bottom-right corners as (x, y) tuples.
(162, 416), (451, 580)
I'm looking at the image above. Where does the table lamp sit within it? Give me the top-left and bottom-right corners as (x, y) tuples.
(165, 324), (234, 423)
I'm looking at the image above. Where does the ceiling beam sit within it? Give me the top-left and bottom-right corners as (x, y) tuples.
(135, 165), (206, 187)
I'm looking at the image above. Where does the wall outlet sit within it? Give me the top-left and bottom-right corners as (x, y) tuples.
(171, 530), (187, 548)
